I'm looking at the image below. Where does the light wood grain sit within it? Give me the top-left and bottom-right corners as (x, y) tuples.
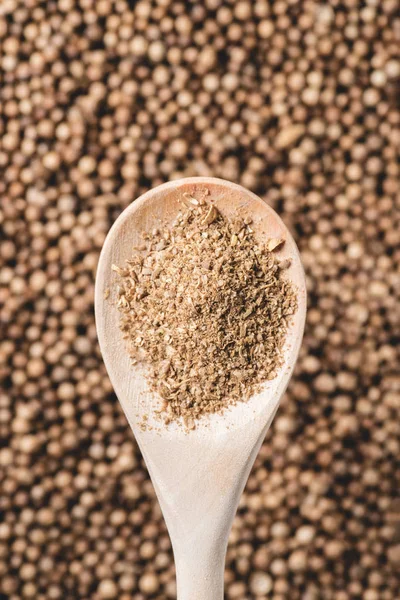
(95, 177), (307, 600)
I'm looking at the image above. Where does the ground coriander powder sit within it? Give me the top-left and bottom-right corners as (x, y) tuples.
(113, 189), (297, 426)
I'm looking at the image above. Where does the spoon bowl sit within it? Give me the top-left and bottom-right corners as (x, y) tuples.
(95, 177), (306, 599)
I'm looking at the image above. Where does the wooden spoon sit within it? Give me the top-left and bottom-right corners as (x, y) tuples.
(95, 177), (306, 600)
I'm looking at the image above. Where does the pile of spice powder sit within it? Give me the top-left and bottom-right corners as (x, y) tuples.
(113, 191), (298, 426)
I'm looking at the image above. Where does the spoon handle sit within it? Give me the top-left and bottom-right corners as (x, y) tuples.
(142, 411), (280, 600)
(174, 541), (225, 600)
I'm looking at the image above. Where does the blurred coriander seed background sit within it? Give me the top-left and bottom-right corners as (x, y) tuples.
(0, 0), (399, 599)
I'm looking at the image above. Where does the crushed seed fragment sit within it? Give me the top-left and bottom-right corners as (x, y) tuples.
(111, 264), (128, 276)
(201, 204), (218, 225)
(265, 238), (285, 252)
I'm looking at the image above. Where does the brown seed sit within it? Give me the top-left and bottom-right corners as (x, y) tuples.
(276, 124), (306, 149)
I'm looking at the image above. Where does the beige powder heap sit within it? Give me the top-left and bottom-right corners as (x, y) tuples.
(113, 192), (297, 426)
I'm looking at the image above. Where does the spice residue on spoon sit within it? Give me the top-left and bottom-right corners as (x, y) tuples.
(112, 189), (297, 427)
